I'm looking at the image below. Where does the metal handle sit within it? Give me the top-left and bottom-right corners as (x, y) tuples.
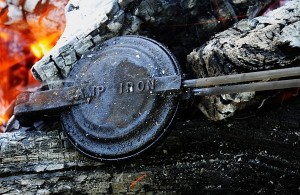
(183, 67), (300, 96)
(13, 76), (182, 119)
(183, 67), (300, 88)
(193, 79), (300, 96)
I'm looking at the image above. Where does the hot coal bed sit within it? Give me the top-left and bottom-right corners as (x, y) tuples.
(1, 0), (300, 194)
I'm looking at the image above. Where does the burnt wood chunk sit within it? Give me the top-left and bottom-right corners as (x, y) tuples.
(1, 97), (300, 194)
(187, 0), (300, 121)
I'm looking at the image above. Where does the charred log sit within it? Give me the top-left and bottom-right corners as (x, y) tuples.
(187, 0), (300, 121)
(0, 97), (300, 194)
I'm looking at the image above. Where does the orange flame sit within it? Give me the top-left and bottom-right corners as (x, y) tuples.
(0, 0), (68, 131)
(30, 33), (61, 59)
(0, 109), (10, 126)
(0, 32), (9, 41)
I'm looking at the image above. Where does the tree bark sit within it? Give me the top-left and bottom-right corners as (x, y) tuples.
(1, 97), (300, 194)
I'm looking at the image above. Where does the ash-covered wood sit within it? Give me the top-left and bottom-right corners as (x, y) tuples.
(187, 0), (300, 121)
(1, 97), (300, 194)
(31, 0), (274, 88)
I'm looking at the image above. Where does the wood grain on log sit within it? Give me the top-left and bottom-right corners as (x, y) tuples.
(1, 97), (300, 194)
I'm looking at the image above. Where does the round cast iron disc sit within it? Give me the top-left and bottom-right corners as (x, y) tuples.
(61, 35), (181, 161)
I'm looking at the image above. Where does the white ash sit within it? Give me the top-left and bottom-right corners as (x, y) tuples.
(6, 4), (22, 24)
(0, 2), (7, 8)
(279, 21), (300, 48)
(23, 0), (40, 13)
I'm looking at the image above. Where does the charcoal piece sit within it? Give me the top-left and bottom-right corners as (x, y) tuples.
(187, 0), (300, 121)
(74, 36), (94, 56)
(189, 0), (300, 77)
(34, 62), (61, 82)
(61, 49), (77, 66)
(106, 10), (125, 33)
(54, 56), (66, 69)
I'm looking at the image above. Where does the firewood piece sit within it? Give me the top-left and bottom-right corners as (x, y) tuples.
(0, 98), (300, 194)
(187, 0), (300, 121)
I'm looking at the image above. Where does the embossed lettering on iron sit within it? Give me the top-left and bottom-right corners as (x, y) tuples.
(119, 79), (155, 94)
(65, 75), (181, 101)
(66, 86), (106, 101)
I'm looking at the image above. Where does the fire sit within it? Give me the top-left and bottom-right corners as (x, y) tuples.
(0, 0), (68, 131)
(0, 32), (8, 41)
(30, 33), (61, 59)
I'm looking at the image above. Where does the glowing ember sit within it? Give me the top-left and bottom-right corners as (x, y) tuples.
(0, 0), (68, 131)
(30, 33), (62, 59)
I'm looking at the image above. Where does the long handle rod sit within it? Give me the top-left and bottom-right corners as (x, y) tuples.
(183, 67), (300, 88)
(193, 79), (300, 96)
